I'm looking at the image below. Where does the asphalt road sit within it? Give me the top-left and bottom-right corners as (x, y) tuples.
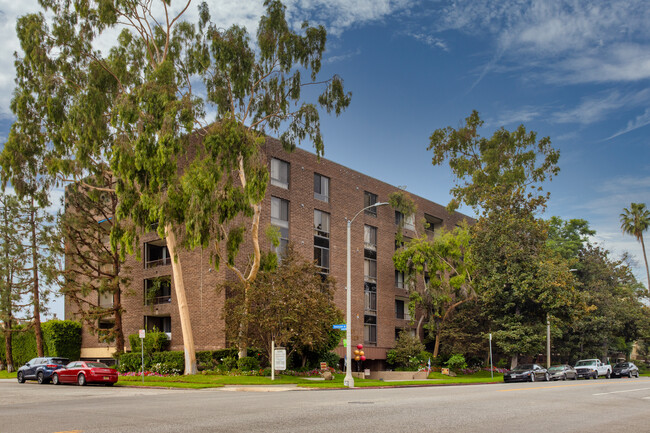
(1, 377), (649, 433)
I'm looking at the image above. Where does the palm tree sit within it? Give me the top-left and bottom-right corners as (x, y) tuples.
(620, 203), (650, 292)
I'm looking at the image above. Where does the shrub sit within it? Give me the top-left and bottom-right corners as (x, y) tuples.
(150, 362), (182, 375)
(151, 351), (184, 372)
(388, 331), (425, 369)
(237, 356), (260, 372)
(221, 356), (238, 371)
(42, 320), (82, 361)
(128, 329), (169, 354)
(445, 354), (467, 371)
(116, 353), (146, 373)
(320, 351), (341, 368)
(12, 327), (37, 367)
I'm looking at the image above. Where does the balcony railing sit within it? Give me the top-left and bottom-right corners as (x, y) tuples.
(145, 257), (172, 269)
(145, 295), (171, 306)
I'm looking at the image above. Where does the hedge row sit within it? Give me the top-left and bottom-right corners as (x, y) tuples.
(115, 347), (260, 373)
(0, 320), (82, 368)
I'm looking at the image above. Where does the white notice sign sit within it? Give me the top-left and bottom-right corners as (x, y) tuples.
(274, 348), (287, 371)
(139, 329), (146, 339)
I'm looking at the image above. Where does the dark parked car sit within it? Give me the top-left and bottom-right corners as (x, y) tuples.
(611, 362), (640, 378)
(17, 357), (70, 384)
(503, 364), (549, 383)
(52, 361), (118, 386)
(547, 364), (577, 381)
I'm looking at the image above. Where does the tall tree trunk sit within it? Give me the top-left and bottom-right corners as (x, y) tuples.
(165, 224), (196, 375)
(3, 326), (13, 372)
(432, 326), (442, 358)
(113, 279), (124, 354)
(640, 234), (650, 293)
(30, 200), (43, 357)
(237, 280), (250, 359)
(510, 353), (518, 370)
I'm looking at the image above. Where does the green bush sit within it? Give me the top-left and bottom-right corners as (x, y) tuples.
(445, 354), (467, 371)
(151, 351), (184, 371)
(12, 327), (37, 367)
(237, 356), (260, 372)
(116, 353), (146, 372)
(150, 362), (182, 375)
(221, 356), (238, 371)
(42, 320), (82, 361)
(320, 351), (341, 368)
(387, 331), (425, 370)
(128, 329), (169, 354)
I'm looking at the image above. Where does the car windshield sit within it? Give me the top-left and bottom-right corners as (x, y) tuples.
(575, 360), (596, 367)
(50, 358), (69, 365)
(548, 366), (563, 372)
(614, 363), (630, 368)
(512, 364), (534, 372)
(86, 362), (109, 368)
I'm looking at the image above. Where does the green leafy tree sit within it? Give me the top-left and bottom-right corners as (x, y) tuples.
(428, 110), (560, 213)
(554, 245), (648, 362)
(3, 0), (349, 373)
(393, 223), (475, 358)
(547, 217), (595, 261)
(224, 244), (341, 365)
(59, 176), (129, 353)
(428, 112), (574, 367)
(620, 203), (650, 292)
(0, 193), (30, 372)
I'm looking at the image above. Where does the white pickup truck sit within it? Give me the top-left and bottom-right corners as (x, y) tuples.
(574, 359), (612, 379)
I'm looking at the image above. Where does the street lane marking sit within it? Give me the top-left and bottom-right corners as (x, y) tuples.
(499, 377), (650, 392)
(499, 383), (602, 392)
(593, 387), (650, 396)
(53, 431), (83, 433)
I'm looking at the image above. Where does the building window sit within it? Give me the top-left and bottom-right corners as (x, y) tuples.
(424, 214), (442, 236)
(99, 291), (113, 308)
(364, 225), (377, 251)
(364, 256), (377, 282)
(144, 240), (170, 269)
(98, 318), (114, 330)
(270, 158), (289, 189)
(395, 299), (410, 320)
(364, 282), (377, 312)
(144, 277), (172, 305)
(271, 197), (289, 257)
(314, 173), (329, 202)
(395, 270), (404, 289)
(314, 210), (330, 273)
(144, 316), (172, 340)
(395, 211), (415, 231)
(364, 191), (378, 216)
(364, 315), (377, 345)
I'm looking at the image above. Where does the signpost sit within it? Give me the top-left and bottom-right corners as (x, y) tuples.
(489, 333), (493, 379)
(271, 341), (286, 381)
(139, 329), (146, 384)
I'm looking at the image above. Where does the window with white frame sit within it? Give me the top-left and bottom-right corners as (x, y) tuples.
(395, 270), (405, 289)
(270, 158), (289, 189)
(364, 225), (377, 251)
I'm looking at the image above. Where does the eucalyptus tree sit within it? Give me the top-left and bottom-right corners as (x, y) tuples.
(2, 0), (350, 373)
(620, 203), (650, 292)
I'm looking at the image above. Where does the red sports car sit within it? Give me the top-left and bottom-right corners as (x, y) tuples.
(52, 361), (118, 386)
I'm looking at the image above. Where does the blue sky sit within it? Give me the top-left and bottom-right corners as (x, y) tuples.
(1, 0), (649, 318)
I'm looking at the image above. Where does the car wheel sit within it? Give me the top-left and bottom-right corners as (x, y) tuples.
(592, 373), (598, 379)
(572, 374), (578, 380)
(17, 371), (25, 383)
(544, 373), (550, 382)
(605, 371), (610, 379)
(562, 374), (567, 381)
(52, 374), (60, 385)
(77, 374), (87, 386)
(629, 371), (633, 378)
(530, 373), (535, 382)
(37, 372), (46, 384)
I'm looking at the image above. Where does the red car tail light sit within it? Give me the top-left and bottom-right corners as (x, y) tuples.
(46, 364), (58, 368)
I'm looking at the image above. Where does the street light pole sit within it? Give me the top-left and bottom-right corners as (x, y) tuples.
(546, 314), (550, 369)
(344, 201), (388, 389)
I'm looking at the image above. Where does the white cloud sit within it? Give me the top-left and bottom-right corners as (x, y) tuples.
(552, 88), (650, 124)
(489, 106), (543, 127)
(404, 32), (448, 50)
(608, 108), (650, 139)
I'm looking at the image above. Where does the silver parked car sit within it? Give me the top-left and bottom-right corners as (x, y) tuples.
(547, 364), (577, 381)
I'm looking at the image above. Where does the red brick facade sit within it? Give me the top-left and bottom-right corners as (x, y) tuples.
(66, 137), (472, 365)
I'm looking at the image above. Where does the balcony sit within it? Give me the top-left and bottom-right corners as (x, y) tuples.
(144, 240), (171, 269)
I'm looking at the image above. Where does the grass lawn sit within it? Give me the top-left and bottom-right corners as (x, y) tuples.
(0, 370), (16, 379)
(115, 371), (504, 389)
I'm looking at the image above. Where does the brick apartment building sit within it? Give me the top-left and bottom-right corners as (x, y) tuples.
(67, 137), (471, 369)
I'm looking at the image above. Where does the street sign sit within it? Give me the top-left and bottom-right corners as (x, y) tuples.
(274, 348), (286, 371)
(333, 324), (347, 330)
(139, 329), (146, 339)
